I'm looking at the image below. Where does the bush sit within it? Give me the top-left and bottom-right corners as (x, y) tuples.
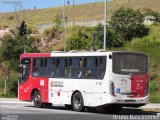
(107, 28), (124, 48)
(93, 24), (124, 49)
(7, 16), (14, 20)
(110, 7), (148, 41)
(67, 24), (124, 51)
(53, 14), (62, 29)
(67, 29), (90, 50)
(3, 24), (8, 28)
(44, 29), (51, 36)
(43, 27), (58, 39)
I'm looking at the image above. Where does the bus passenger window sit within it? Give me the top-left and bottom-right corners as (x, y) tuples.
(98, 57), (106, 79)
(32, 59), (43, 77)
(32, 68), (39, 77)
(56, 58), (65, 78)
(49, 58), (56, 77)
(78, 58), (83, 78)
(85, 69), (92, 78)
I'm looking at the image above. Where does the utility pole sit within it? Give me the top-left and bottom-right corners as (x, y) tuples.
(63, 0), (65, 27)
(103, 0), (107, 50)
(63, 0), (69, 52)
(64, 16), (67, 52)
(63, 0), (66, 51)
(73, 0), (75, 26)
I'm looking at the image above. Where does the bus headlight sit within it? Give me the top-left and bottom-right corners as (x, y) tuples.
(110, 81), (115, 96)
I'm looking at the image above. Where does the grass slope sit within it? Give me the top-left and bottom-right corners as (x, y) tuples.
(0, 0), (160, 27)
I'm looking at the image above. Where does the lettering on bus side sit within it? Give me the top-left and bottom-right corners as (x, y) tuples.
(96, 82), (102, 85)
(51, 81), (63, 87)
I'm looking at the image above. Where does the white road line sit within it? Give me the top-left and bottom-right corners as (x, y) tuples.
(0, 101), (32, 104)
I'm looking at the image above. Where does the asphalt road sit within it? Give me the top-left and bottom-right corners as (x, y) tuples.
(0, 99), (159, 120)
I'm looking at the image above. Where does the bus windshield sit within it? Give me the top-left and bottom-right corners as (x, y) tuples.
(113, 52), (148, 75)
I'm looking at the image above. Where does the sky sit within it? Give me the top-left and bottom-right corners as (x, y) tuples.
(0, 0), (104, 12)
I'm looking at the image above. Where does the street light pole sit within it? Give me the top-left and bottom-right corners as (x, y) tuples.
(103, 0), (107, 50)
(63, 0), (65, 24)
(64, 16), (67, 52)
(63, 0), (66, 51)
(73, 0), (75, 26)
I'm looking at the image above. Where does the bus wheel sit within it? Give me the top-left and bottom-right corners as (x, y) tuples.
(72, 92), (84, 112)
(32, 91), (43, 108)
(103, 105), (122, 114)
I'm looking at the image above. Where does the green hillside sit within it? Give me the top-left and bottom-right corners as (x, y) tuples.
(0, 0), (160, 27)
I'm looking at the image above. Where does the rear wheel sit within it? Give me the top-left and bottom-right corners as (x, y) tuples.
(32, 90), (43, 108)
(72, 92), (84, 112)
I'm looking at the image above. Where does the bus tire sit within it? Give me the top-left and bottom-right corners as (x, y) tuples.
(72, 92), (85, 112)
(32, 90), (43, 108)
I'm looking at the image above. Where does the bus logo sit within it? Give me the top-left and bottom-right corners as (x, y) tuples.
(121, 79), (127, 84)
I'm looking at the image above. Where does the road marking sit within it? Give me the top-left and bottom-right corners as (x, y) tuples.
(0, 101), (32, 104)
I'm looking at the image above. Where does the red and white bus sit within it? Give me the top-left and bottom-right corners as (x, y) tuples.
(18, 51), (149, 113)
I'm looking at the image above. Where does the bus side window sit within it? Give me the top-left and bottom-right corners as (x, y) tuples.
(83, 58), (91, 79)
(84, 57), (98, 79)
(69, 58), (81, 79)
(65, 58), (69, 78)
(32, 59), (38, 77)
(77, 58), (83, 79)
(68, 58), (73, 78)
(56, 58), (65, 78)
(98, 57), (106, 79)
(91, 57), (99, 79)
(50, 58), (56, 77)
(54, 58), (59, 77)
(32, 58), (43, 77)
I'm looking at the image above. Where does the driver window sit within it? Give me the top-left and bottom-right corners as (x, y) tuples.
(19, 58), (31, 84)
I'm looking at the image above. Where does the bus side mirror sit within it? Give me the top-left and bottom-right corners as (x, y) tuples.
(18, 64), (23, 73)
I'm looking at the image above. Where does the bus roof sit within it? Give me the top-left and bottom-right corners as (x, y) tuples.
(20, 51), (147, 59)
(20, 53), (50, 61)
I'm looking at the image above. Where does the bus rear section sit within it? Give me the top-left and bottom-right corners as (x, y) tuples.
(107, 52), (149, 107)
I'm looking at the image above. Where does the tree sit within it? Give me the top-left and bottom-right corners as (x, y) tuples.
(110, 7), (148, 41)
(0, 34), (39, 96)
(67, 24), (124, 51)
(107, 28), (124, 48)
(1, 35), (38, 70)
(67, 29), (90, 50)
(93, 24), (124, 49)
